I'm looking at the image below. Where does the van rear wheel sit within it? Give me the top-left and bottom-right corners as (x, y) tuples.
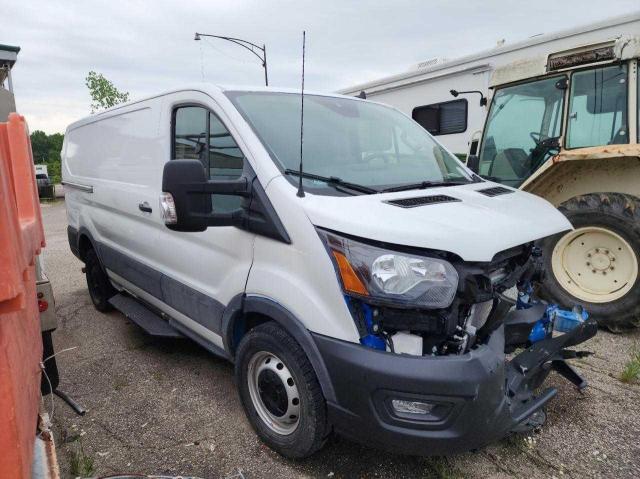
(85, 249), (116, 312)
(235, 322), (328, 458)
(539, 193), (640, 332)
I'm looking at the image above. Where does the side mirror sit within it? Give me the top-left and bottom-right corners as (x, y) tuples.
(161, 160), (249, 232)
(466, 154), (480, 173)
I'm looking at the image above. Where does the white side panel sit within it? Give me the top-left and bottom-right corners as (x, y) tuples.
(246, 176), (360, 343)
(63, 100), (165, 267)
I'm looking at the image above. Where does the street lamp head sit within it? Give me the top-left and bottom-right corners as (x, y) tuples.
(194, 33), (201, 41)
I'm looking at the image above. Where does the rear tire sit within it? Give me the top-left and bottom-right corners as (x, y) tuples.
(235, 322), (328, 458)
(85, 248), (116, 312)
(539, 193), (640, 332)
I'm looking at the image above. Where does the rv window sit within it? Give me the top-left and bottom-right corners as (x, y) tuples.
(567, 64), (628, 148)
(412, 100), (467, 136)
(173, 106), (245, 212)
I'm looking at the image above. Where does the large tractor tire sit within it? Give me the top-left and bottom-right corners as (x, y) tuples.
(539, 193), (640, 332)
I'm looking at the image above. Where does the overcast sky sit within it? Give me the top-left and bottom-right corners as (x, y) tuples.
(4, 0), (638, 133)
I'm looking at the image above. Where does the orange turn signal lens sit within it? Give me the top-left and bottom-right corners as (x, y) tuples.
(332, 251), (369, 296)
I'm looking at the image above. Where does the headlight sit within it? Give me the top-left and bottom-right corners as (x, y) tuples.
(318, 229), (459, 309)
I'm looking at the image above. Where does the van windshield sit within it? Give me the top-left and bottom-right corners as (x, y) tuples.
(225, 91), (473, 193)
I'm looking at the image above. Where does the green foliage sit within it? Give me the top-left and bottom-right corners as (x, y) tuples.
(30, 130), (63, 184)
(85, 70), (130, 113)
(424, 457), (463, 479)
(69, 441), (95, 477)
(30, 130), (50, 163)
(620, 347), (640, 383)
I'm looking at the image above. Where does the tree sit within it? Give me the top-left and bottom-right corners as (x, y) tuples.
(30, 130), (64, 184)
(30, 130), (50, 164)
(85, 71), (130, 113)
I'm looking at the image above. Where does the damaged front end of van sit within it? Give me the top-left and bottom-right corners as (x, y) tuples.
(312, 230), (597, 455)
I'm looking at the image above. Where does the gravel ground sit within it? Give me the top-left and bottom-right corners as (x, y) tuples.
(40, 200), (640, 479)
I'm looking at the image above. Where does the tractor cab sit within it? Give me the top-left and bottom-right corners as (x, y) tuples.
(468, 36), (640, 331)
(474, 36), (638, 187)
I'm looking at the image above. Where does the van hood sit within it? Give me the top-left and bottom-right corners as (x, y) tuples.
(302, 182), (571, 262)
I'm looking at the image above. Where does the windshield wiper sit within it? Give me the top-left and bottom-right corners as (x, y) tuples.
(284, 169), (378, 195)
(380, 179), (472, 193)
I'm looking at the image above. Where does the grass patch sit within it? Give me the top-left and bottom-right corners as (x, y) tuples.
(424, 457), (463, 479)
(69, 442), (95, 477)
(620, 347), (640, 383)
(113, 377), (129, 391)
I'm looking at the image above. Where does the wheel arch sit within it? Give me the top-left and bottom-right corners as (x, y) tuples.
(68, 225), (99, 263)
(522, 156), (640, 207)
(77, 227), (99, 262)
(222, 294), (337, 403)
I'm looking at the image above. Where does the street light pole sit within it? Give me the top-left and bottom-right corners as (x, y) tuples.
(262, 43), (268, 87)
(194, 32), (269, 86)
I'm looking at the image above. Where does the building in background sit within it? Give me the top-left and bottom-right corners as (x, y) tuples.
(0, 43), (19, 121)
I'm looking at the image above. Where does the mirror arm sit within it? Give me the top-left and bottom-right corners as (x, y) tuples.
(183, 177), (250, 196)
(192, 207), (246, 227)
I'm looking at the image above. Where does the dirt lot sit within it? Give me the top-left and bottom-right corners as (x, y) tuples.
(41, 200), (640, 478)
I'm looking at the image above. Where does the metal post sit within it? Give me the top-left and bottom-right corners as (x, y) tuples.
(263, 44), (268, 87)
(195, 33), (269, 87)
(7, 67), (13, 94)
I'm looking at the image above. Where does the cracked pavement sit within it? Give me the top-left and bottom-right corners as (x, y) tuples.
(40, 201), (640, 478)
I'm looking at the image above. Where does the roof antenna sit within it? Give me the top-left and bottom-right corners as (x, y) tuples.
(296, 31), (306, 198)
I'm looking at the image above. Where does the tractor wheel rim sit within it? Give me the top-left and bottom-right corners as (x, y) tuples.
(247, 351), (300, 435)
(552, 226), (638, 303)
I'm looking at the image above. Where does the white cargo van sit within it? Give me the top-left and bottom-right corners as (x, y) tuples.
(62, 85), (596, 458)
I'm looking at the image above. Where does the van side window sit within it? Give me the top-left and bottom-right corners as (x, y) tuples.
(174, 107), (208, 165)
(173, 106), (245, 212)
(208, 112), (244, 179)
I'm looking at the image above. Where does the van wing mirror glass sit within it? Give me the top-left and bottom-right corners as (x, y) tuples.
(161, 160), (248, 232)
(466, 154), (480, 173)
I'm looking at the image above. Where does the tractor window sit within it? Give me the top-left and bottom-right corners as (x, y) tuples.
(477, 76), (565, 187)
(567, 64), (628, 148)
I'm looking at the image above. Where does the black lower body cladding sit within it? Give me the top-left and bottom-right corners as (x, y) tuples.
(312, 319), (597, 456)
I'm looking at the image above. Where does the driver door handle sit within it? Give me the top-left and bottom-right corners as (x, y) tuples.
(138, 202), (152, 213)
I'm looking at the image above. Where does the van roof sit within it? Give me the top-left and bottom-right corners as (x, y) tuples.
(66, 84), (359, 131)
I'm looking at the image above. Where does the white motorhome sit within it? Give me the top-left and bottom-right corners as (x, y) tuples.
(339, 12), (640, 156)
(63, 85), (596, 458)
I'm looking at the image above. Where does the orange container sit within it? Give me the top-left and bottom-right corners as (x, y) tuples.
(0, 113), (46, 479)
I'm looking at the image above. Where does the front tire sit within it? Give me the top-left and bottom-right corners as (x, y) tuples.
(85, 248), (116, 312)
(539, 193), (640, 332)
(235, 322), (328, 458)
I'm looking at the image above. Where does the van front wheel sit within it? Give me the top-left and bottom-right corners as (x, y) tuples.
(235, 322), (328, 458)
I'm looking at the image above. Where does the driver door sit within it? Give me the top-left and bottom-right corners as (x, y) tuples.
(147, 92), (254, 347)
